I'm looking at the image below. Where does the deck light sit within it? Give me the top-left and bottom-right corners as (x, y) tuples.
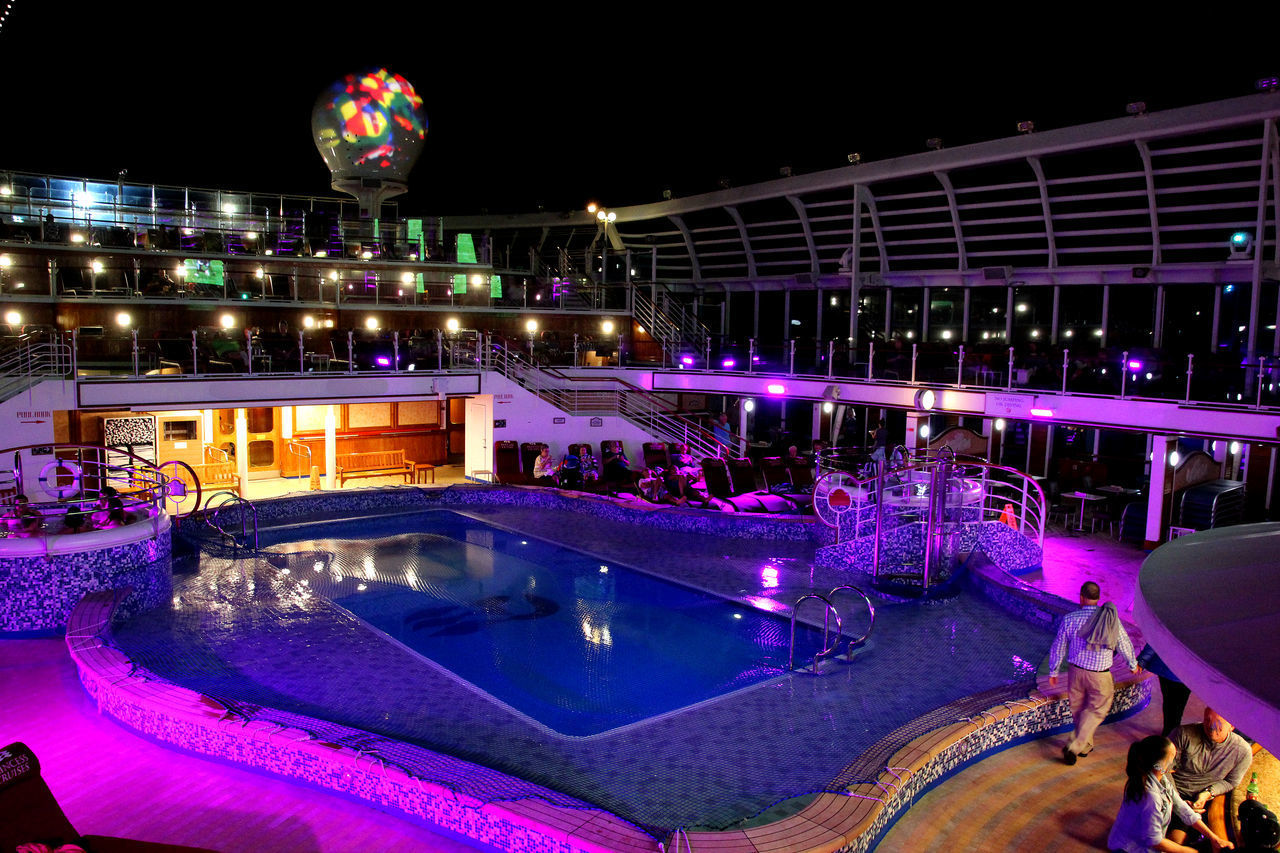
(920, 424), (931, 438)
(365, 317), (379, 330)
(4, 311), (20, 325)
(681, 356), (694, 366)
(743, 399), (755, 413)
(446, 318), (459, 332)
(1229, 441), (1241, 454)
(525, 319), (537, 333)
(994, 418), (1006, 431)
(70, 233), (85, 244)
(470, 275), (483, 287)
(361, 251), (373, 259)
(1169, 451), (1181, 466)
(823, 402), (834, 413)
(219, 314), (235, 329)
(302, 316), (315, 329)
(90, 260), (103, 273)
(401, 272), (414, 283)
(1030, 408), (1054, 417)
(914, 389), (936, 411)
(766, 383), (786, 394)
(602, 320), (615, 334)
(1128, 360), (1143, 371)
(0, 186), (10, 196)
(721, 357), (736, 369)
(115, 312), (131, 327)
(0, 255), (8, 267)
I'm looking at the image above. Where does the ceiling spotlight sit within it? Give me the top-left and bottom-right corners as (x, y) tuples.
(1016, 120), (1035, 134)
(1256, 76), (1279, 92)
(1229, 231), (1253, 258)
(847, 152), (862, 165)
(1126, 101), (1148, 116)
(926, 138), (943, 151)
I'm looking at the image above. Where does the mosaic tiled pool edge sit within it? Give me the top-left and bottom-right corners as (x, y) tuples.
(62, 486), (1149, 853)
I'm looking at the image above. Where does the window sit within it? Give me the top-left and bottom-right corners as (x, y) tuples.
(162, 420), (198, 441)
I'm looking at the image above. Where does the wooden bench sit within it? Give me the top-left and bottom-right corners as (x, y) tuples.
(177, 461), (241, 497)
(335, 450), (415, 486)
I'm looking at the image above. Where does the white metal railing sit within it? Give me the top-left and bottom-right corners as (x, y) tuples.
(0, 332), (73, 403)
(485, 340), (725, 458)
(633, 288), (711, 366)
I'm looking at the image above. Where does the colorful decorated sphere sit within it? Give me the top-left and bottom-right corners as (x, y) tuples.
(311, 68), (427, 184)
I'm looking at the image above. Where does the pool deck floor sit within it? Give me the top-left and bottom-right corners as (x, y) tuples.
(1, 479), (1178, 853)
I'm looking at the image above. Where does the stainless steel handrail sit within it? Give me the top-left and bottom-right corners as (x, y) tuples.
(285, 441), (312, 478)
(789, 594), (842, 672)
(827, 585), (876, 658)
(203, 490), (259, 552)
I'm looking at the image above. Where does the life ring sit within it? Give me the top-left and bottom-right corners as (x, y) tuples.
(38, 459), (82, 500)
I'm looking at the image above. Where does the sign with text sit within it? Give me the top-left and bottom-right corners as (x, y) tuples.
(984, 393), (1033, 418)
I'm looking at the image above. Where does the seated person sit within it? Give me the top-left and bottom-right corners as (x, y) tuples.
(558, 451), (583, 488)
(577, 447), (599, 482)
(1168, 708), (1253, 846)
(531, 446), (558, 485)
(62, 508), (90, 533)
(601, 444), (635, 484)
(669, 444), (701, 479)
(5, 495), (42, 536)
(1108, 735), (1232, 853)
(90, 495), (127, 529)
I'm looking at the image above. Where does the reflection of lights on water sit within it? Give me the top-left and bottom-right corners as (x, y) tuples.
(733, 613), (742, 619)
(363, 556), (376, 579)
(581, 619), (613, 646)
(743, 595), (787, 613)
(280, 568), (290, 575)
(761, 566), (779, 588)
(520, 540), (528, 545)
(599, 565), (609, 573)
(356, 583), (367, 591)
(313, 562), (323, 572)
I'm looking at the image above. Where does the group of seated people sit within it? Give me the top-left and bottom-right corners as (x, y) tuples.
(525, 441), (712, 506)
(2, 488), (132, 537)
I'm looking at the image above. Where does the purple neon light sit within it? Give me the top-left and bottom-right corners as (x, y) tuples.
(721, 358), (736, 368)
(1127, 360), (1142, 371)
(681, 356), (694, 365)
(766, 383), (786, 394)
(1030, 407), (1054, 417)
(375, 356), (391, 366)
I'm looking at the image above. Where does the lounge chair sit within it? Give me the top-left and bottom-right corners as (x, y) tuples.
(493, 440), (527, 485)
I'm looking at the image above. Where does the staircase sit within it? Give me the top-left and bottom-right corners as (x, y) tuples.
(486, 341), (724, 458)
(633, 287), (711, 366)
(0, 332), (74, 403)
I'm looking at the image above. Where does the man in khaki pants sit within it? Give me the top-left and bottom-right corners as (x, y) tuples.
(1048, 581), (1139, 764)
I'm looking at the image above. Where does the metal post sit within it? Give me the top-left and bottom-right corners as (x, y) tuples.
(191, 329), (198, 376)
(573, 333), (579, 367)
(748, 338), (756, 373)
(436, 329), (443, 371)
(1185, 354), (1194, 402)
(298, 330), (305, 373)
(705, 337), (711, 370)
(1257, 357), (1266, 408)
(1006, 347), (1015, 390)
(911, 343), (918, 384)
(1120, 350), (1129, 398)
(131, 328), (139, 377)
(1061, 349), (1070, 395)
(828, 339), (835, 377)
(872, 465), (884, 581)
(393, 331), (400, 372)
(347, 330), (354, 374)
(956, 344), (964, 388)
(245, 328), (253, 375)
(867, 340), (875, 381)
(789, 339), (796, 375)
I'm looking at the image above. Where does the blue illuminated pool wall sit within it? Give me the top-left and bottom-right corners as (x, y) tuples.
(0, 514), (172, 635)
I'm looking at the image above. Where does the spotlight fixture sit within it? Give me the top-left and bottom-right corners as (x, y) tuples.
(1229, 231), (1254, 259)
(847, 152), (861, 165)
(1126, 101), (1148, 116)
(914, 389), (936, 411)
(661, 188), (673, 200)
(1257, 76), (1279, 92)
(925, 138), (943, 151)
(1016, 120), (1035, 134)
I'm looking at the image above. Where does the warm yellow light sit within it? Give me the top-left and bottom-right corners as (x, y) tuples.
(365, 316), (379, 330)
(70, 233), (85, 244)
(219, 313), (235, 329)
(470, 274), (483, 286)
(525, 320), (538, 332)
(361, 251), (373, 259)
(401, 272), (414, 283)
(586, 202), (598, 214)
(446, 318), (459, 332)
(243, 231), (257, 240)
(302, 316), (315, 329)
(323, 319), (334, 328)
(116, 312), (132, 327)
(254, 267), (264, 278)
(602, 320), (615, 334)
(0, 187), (10, 196)
(328, 271), (338, 281)
(174, 265), (186, 277)
(90, 260), (104, 273)
(4, 311), (21, 325)
(221, 203), (237, 214)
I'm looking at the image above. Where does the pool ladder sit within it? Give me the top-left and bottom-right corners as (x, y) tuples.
(788, 585), (876, 673)
(203, 490), (260, 552)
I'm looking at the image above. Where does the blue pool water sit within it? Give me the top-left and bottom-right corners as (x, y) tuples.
(259, 511), (823, 735)
(112, 505), (1052, 832)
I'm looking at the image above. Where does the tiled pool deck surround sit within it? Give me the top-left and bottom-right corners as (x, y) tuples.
(67, 485), (1149, 853)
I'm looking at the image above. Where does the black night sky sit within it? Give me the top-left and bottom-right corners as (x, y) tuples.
(2, 3), (1275, 215)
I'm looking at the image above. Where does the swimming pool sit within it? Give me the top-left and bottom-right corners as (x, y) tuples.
(258, 510), (826, 735)
(111, 502), (1053, 834)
